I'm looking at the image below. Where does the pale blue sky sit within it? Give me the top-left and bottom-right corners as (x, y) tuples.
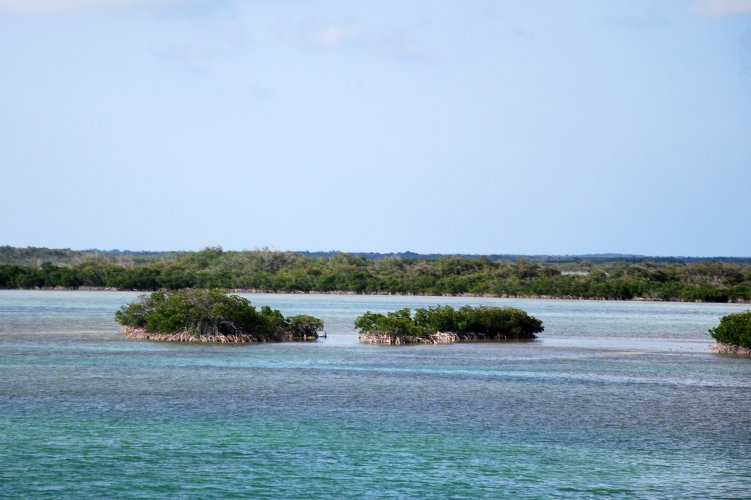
(1, 0), (750, 256)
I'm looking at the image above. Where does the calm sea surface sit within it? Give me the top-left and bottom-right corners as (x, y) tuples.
(1, 291), (749, 498)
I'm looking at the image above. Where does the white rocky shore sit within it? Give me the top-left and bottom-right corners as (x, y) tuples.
(710, 342), (751, 355)
(358, 331), (534, 345)
(121, 326), (317, 343)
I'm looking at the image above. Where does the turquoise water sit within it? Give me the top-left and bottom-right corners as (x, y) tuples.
(1, 291), (749, 498)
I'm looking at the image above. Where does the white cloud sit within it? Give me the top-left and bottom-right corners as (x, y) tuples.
(696, 0), (751, 17)
(292, 23), (362, 50)
(153, 29), (251, 76)
(288, 21), (433, 62)
(0, 0), (194, 14)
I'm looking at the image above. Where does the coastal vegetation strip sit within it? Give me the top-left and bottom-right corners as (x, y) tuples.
(355, 305), (543, 345)
(115, 289), (323, 343)
(709, 310), (751, 354)
(2, 246), (751, 303)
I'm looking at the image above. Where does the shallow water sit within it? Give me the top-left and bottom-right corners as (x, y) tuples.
(1, 291), (749, 498)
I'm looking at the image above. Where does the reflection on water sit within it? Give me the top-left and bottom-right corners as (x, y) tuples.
(0, 291), (749, 498)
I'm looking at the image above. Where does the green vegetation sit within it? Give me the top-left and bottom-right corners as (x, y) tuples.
(115, 289), (323, 342)
(709, 311), (751, 349)
(2, 246), (751, 303)
(355, 305), (543, 343)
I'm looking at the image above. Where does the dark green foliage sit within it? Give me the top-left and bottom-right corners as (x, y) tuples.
(709, 311), (751, 348)
(115, 289), (323, 339)
(355, 309), (430, 338)
(2, 246), (751, 303)
(355, 305), (543, 340)
(287, 315), (325, 337)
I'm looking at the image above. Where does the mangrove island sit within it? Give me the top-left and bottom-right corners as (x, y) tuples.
(355, 305), (544, 345)
(115, 289), (324, 343)
(709, 310), (751, 355)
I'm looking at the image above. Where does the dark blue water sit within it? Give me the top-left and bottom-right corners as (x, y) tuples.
(1, 291), (749, 498)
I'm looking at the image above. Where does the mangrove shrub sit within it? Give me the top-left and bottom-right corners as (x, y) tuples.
(115, 289), (323, 340)
(709, 310), (751, 348)
(355, 305), (543, 340)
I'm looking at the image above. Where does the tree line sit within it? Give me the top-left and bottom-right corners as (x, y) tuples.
(1, 247), (750, 302)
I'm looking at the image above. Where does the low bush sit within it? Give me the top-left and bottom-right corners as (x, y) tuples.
(709, 311), (751, 348)
(355, 305), (543, 340)
(115, 289), (323, 340)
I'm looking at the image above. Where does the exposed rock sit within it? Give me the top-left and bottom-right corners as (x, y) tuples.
(358, 331), (529, 345)
(710, 342), (751, 355)
(121, 326), (317, 343)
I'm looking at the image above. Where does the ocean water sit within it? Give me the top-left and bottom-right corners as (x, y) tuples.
(0, 290), (749, 498)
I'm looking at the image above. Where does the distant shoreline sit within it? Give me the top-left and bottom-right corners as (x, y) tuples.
(6, 286), (750, 304)
(3, 247), (750, 303)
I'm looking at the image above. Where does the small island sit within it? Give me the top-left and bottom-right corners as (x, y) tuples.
(115, 289), (324, 343)
(355, 305), (543, 345)
(709, 310), (751, 355)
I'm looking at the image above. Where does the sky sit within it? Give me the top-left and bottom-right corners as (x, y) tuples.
(1, 0), (750, 256)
